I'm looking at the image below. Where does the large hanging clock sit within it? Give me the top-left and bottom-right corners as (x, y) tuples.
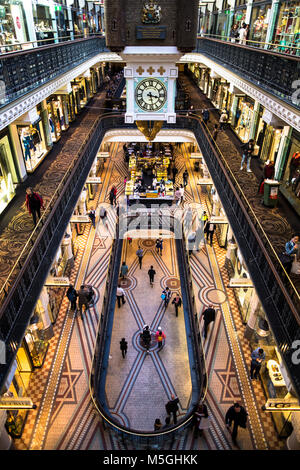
(134, 78), (167, 112)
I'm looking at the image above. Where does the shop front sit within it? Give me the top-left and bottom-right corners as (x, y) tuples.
(233, 6), (247, 29)
(256, 109), (284, 164)
(48, 94), (70, 132)
(0, 0), (29, 52)
(232, 95), (255, 143)
(71, 76), (89, 114)
(216, 6), (232, 38)
(227, 246), (295, 439)
(273, 0), (300, 54)
(32, 1), (56, 45)
(249, 1), (272, 44)
(0, 128), (18, 215)
(16, 107), (50, 173)
(281, 130), (300, 205)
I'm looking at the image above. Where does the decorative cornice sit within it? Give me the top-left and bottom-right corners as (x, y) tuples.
(181, 53), (300, 132)
(0, 52), (122, 131)
(103, 128), (196, 142)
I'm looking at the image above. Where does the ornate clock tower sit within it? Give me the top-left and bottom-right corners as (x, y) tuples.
(104, 0), (198, 124)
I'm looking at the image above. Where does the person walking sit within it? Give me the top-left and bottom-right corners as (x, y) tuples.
(225, 403), (248, 446)
(179, 184), (185, 204)
(120, 338), (128, 358)
(165, 394), (180, 424)
(184, 207), (193, 231)
(182, 170), (189, 187)
(148, 265), (156, 286)
(219, 110), (228, 130)
(161, 287), (171, 308)
(109, 186), (117, 206)
(154, 419), (162, 431)
(99, 206), (107, 225)
(229, 23), (239, 43)
(136, 247), (143, 269)
(205, 220), (216, 246)
(116, 284), (126, 308)
(66, 284), (78, 310)
(194, 402), (210, 438)
(172, 164), (178, 184)
(25, 187), (44, 226)
(163, 416), (171, 429)
(202, 108), (210, 125)
(238, 23), (247, 45)
(201, 304), (216, 339)
(120, 261), (128, 279)
(285, 235), (299, 256)
(156, 237), (163, 255)
(88, 209), (96, 228)
(172, 293), (182, 317)
(212, 124), (219, 141)
(155, 326), (166, 349)
(250, 347), (266, 380)
(174, 187), (182, 206)
(78, 285), (90, 320)
(141, 324), (151, 352)
(188, 231), (196, 255)
(240, 139), (255, 172)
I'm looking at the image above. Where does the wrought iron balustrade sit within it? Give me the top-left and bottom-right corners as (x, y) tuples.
(0, 36), (108, 109)
(195, 37), (300, 111)
(89, 213), (206, 448)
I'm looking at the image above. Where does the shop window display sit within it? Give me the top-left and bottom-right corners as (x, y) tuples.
(18, 122), (47, 173)
(283, 132), (300, 197)
(0, 134), (16, 214)
(32, 4), (55, 45)
(0, 0), (28, 52)
(260, 126), (283, 163)
(47, 99), (62, 143)
(50, 95), (70, 132)
(234, 98), (255, 143)
(273, 1), (300, 54)
(4, 368), (29, 439)
(249, 4), (272, 44)
(24, 311), (49, 368)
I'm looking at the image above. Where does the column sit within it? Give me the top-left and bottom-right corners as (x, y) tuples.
(249, 100), (260, 140)
(226, 8), (235, 37)
(274, 126), (292, 181)
(8, 125), (27, 182)
(22, 0), (37, 43)
(61, 232), (74, 266)
(0, 411), (12, 450)
(38, 288), (54, 340)
(244, 291), (260, 340)
(245, 1), (253, 26)
(265, 0), (280, 48)
(287, 413), (300, 450)
(40, 100), (53, 149)
(77, 187), (88, 214)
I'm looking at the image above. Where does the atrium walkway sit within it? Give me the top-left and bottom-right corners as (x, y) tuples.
(14, 142), (285, 450)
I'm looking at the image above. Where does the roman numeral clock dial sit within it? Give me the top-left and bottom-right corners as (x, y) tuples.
(135, 78), (167, 112)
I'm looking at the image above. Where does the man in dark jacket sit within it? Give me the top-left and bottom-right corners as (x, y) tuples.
(240, 139), (255, 172)
(225, 402), (248, 446)
(25, 187), (44, 226)
(165, 394), (180, 424)
(205, 221), (217, 246)
(66, 284), (78, 310)
(201, 304), (216, 339)
(78, 285), (90, 319)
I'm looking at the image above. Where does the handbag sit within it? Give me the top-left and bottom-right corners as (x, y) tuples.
(161, 293), (166, 300)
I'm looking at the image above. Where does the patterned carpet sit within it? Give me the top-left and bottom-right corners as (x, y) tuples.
(13, 142), (285, 451)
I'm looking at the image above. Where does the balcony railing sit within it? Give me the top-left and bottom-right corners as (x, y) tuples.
(0, 36), (108, 110)
(195, 37), (300, 111)
(89, 213), (206, 448)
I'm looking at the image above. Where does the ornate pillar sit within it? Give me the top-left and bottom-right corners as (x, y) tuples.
(244, 292), (260, 339)
(287, 413), (300, 450)
(265, 0), (280, 48)
(61, 232), (74, 266)
(38, 287), (54, 340)
(77, 187), (88, 215)
(0, 411), (13, 450)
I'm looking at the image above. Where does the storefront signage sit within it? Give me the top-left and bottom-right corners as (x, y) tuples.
(263, 398), (300, 412)
(97, 152), (109, 158)
(70, 215), (90, 223)
(229, 278), (254, 288)
(45, 277), (70, 287)
(191, 153), (202, 159)
(136, 26), (167, 40)
(197, 178), (213, 185)
(86, 177), (101, 184)
(0, 397), (35, 410)
(210, 216), (228, 224)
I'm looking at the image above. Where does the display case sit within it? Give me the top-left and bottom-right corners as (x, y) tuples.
(17, 120), (48, 173)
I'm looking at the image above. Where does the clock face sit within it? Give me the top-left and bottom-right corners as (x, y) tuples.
(135, 78), (167, 112)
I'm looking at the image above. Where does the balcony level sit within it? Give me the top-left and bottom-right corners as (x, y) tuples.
(194, 37), (300, 115)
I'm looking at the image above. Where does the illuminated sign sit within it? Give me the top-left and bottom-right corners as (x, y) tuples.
(0, 397), (35, 410)
(210, 216), (228, 224)
(86, 177), (101, 184)
(263, 398), (300, 412)
(70, 215), (90, 223)
(45, 277), (70, 287)
(229, 278), (254, 288)
(197, 178), (213, 185)
(97, 152), (109, 158)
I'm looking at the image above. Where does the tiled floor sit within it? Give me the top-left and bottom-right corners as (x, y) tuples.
(14, 140), (285, 451)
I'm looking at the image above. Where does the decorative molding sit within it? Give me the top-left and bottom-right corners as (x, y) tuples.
(0, 52), (122, 131)
(181, 53), (300, 132)
(102, 128), (196, 143)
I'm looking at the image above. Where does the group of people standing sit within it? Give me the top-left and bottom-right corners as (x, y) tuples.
(229, 22), (249, 45)
(66, 284), (95, 320)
